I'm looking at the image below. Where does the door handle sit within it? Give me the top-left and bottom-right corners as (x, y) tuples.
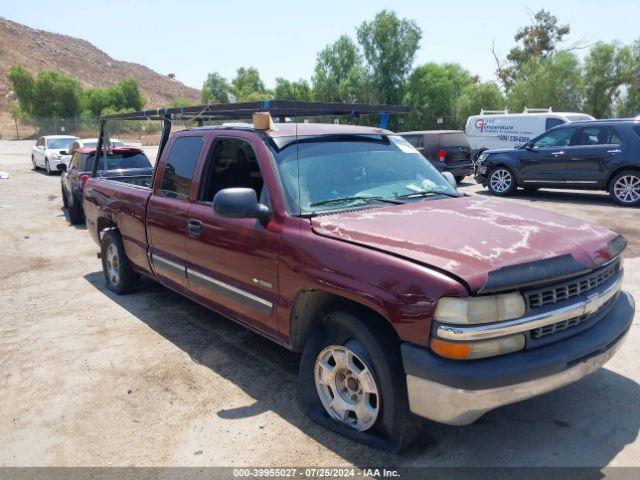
(187, 219), (203, 235)
(551, 151), (565, 156)
(607, 149), (622, 154)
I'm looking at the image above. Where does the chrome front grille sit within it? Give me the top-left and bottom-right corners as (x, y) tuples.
(525, 260), (620, 309)
(530, 297), (616, 339)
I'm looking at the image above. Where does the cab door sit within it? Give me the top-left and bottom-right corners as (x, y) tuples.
(146, 134), (205, 291)
(185, 132), (281, 337)
(518, 126), (577, 184)
(566, 125), (625, 186)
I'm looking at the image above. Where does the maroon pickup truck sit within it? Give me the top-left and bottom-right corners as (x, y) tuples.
(83, 103), (634, 451)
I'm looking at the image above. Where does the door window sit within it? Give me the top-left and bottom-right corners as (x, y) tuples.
(574, 126), (621, 146)
(199, 138), (263, 203)
(159, 136), (204, 200)
(545, 118), (565, 130)
(533, 127), (576, 148)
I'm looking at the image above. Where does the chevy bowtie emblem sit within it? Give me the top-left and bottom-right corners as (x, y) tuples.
(583, 292), (603, 316)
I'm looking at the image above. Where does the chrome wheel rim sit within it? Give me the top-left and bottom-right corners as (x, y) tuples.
(314, 343), (379, 431)
(613, 175), (640, 204)
(490, 169), (512, 193)
(105, 243), (120, 286)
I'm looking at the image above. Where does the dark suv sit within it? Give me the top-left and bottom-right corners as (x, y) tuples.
(399, 130), (474, 183)
(475, 119), (640, 206)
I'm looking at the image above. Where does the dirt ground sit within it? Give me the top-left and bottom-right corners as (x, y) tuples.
(0, 140), (639, 468)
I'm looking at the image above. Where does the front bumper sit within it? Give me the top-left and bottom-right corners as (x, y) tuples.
(402, 291), (634, 425)
(474, 163), (488, 185)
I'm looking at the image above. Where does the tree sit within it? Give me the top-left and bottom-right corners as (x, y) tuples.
(232, 67), (267, 101)
(118, 78), (144, 111)
(273, 78), (312, 100)
(356, 10), (422, 105)
(30, 70), (82, 118)
(403, 63), (475, 130)
(312, 35), (368, 102)
(495, 9), (570, 89)
(584, 43), (635, 118)
(454, 82), (505, 127)
(202, 72), (230, 104)
(7, 65), (36, 114)
(506, 52), (584, 113)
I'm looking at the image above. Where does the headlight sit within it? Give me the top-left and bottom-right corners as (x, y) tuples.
(434, 293), (525, 325)
(478, 152), (489, 162)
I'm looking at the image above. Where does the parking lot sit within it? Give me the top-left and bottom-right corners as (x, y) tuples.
(1, 139), (639, 468)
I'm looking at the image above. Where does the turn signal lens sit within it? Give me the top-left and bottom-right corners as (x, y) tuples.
(434, 293), (525, 325)
(431, 334), (525, 360)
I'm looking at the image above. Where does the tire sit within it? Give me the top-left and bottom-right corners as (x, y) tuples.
(67, 195), (84, 225)
(487, 166), (517, 196)
(608, 170), (640, 207)
(100, 230), (138, 294)
(45, 158), (52, 175)
(61, 184), (68, 209)
(32, 155), (38, 170)
(299, 310), (421, 451)
(454, 175), (465, 184)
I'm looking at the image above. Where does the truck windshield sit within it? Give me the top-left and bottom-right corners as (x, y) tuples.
(269, 134), (459, 215)
(86, 152), (151, 171)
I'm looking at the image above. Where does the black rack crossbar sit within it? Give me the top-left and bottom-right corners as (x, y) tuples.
(100, 100), (410, 122)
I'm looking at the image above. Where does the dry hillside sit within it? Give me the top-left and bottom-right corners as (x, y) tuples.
(0, 16), (201, 110)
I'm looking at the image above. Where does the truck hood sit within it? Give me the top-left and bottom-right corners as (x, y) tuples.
(311, 196), (618, 292)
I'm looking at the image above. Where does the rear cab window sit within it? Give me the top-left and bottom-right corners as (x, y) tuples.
(159, 136), (204, 200)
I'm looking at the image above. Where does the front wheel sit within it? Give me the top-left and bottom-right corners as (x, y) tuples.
(299, 310), (421, 451)
(67, 194), (84, 225)
(45, 158), (52, 175)
(32, 156), (38, 170)
(101, 230), (138, 294)
(61, 184), (68, 208)
(487, 166), (517, 196)
(609, 170), (640, 207)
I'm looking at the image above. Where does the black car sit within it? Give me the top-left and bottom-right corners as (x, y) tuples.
(59, 146), (153, 224)
(475, 119), (640, 206)
(399, 130), (474, 183)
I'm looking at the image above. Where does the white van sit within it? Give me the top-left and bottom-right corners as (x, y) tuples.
(465, 108), (594, 159)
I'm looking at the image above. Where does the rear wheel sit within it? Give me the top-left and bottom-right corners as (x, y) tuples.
(609, 170), (640, 206)
(487, 166), (517, 196)
(299, 310), (421, 451)
(67, 194), (84, 225)
(61, 184), (68, 208)
(101, 230), (138, 294)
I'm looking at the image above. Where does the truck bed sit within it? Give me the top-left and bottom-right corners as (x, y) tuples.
(83, 176), (153, 276)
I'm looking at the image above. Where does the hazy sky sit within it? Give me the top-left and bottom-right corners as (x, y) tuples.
(3, 0), (639, 90)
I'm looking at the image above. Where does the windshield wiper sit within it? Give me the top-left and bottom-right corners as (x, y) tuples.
(394, 190), (460, 199)
(309, 195), (402, 208)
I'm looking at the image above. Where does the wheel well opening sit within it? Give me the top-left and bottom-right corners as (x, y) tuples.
(606, 167), (640, 190)
(289, 290), (399, 353)
(97, 217), (117, 240)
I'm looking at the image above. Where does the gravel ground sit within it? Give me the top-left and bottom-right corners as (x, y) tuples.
(0, 140), (638, 468)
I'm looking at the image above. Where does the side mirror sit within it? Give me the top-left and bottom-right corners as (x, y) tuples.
(213, 188), (271, 220)
(524, 143), (535, 151)
(57, 163), (67, 172)
(442, 171), (458, 189)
